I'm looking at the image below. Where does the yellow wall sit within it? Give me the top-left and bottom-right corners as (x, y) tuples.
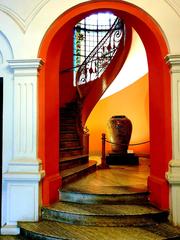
(86, 74), (149, 158)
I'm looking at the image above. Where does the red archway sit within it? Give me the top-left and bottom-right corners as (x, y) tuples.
(38, 1), (171, 209)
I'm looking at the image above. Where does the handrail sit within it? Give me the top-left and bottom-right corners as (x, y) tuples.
(105, 139), (150, 146)
(75, 17), (124, 99)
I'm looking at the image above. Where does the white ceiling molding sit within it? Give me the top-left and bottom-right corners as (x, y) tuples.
(0, 0), (49, 33)
(165, 0), (180, 18)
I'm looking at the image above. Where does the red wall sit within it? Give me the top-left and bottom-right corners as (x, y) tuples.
(38, 1), (171, 209)
(59, 28), (76, 107)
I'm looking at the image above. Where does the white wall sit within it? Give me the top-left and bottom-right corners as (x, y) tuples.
(0, 0), (180, 233)
(0, 0), (180, 58)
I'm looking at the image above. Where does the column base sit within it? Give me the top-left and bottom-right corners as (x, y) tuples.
(1, 224), (20, 235)
(2, 158), (45, 234)
(166, 159), (180, 226)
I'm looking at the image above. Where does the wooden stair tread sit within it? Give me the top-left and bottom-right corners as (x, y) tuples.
(60, 154), (88, 162)
(60, 138), (79, 142)
(61, 160), (96, 178)
(60, 146), (83, 151)
(60, 130), (77, 133)
(60, 122), (76, 125)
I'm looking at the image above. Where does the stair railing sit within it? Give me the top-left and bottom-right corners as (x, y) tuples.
(75, 17), (125, 99)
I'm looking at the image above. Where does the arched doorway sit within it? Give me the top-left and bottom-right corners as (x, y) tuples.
(38, 1), (171, 209)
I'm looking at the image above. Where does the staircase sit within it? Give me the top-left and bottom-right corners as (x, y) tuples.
(14, 15), (180, 240)
(59, 102), (96, 185)
(18, 184), (180, 239)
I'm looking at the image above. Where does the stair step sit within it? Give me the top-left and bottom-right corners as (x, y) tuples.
(60, 146), (83, 158)
(61, 160), (97, 185)
(60, 130), (77, 134)
(60, 125), (77, 131)
(60, 110), (77, 116)
(60, 121), (76, 125)
(60, 140), (80, 148)
(60, 118), (76, 123)
(60, 105), (77, 111)
(60, 186), (150, 205)
(60, 115), (77, 120)
(60, 138), (79, 143)
(60, 154), (88, 170)
(19, 221), (180, 240)
(60, 132), (78, 140)
(42, 201), (168, 227)
(61, 154), (89, 163)
(60, 146), (83, 151)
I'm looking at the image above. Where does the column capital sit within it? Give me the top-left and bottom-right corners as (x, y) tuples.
(165, 54), (180, 73)
(166, 159), (180, 184)
(7, 58), (44, 69)
(7, 58), (44, 76)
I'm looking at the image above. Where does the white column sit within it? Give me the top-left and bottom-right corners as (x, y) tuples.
(1, 59), (45, 235)
(165, 54), (180, 226)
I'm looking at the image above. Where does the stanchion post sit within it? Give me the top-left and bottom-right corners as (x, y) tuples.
(98, 133), (109, 169)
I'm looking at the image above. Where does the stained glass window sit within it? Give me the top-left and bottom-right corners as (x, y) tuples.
(73, 12), (118, 86)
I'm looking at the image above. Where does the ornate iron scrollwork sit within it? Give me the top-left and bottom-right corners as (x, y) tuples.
(75, 17), (124, 86)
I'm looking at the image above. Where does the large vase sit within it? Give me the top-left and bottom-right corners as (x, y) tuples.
(108, 115), (132, 155)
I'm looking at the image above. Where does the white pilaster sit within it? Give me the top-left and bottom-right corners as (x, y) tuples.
(8, 59), (43, 160)
(1, 59), (45, 235)
(165, 54), (180, 226)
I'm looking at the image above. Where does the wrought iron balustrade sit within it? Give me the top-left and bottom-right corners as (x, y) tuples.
(75, 17), (125, 90)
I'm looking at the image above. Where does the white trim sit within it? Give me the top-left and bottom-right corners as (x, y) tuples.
(8, 58), (44, 70)
(1, 58), (45, 234)
(165, 0), (180, 19)
(3, 171), (45, 181)
(165, 54), (180, 160)
(166, 160), (180, 184)
(165, 54), (180, 226)
(7, 158), (42, 173)
(0, 0), (50, 33)
(165, 54), (180, 73)
(8, 58), (44, 160)
(1, 225), (20, 235)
